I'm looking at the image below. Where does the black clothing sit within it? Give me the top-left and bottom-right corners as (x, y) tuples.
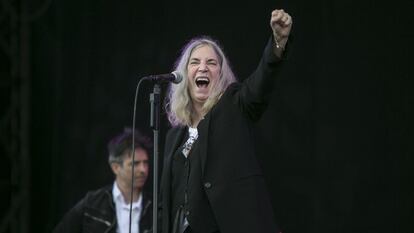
(53, 185), (152, 233)
(160, 37), (287, 233)
(170, 127), (216, 233)
(170, 131), (189, 223)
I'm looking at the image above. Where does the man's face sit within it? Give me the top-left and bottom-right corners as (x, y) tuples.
(187, 44), (221, 106)
(113, 148), (149, 191)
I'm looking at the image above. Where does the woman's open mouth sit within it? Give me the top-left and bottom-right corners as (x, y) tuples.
(195, 76), (210, 88)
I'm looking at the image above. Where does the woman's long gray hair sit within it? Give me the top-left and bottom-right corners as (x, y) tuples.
(165, 36), (237, 127)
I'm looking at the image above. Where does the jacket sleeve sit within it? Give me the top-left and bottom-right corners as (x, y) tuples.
(234, 35), (290, 121)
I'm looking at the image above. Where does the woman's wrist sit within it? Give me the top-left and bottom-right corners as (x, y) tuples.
(273, 33), (288, 50)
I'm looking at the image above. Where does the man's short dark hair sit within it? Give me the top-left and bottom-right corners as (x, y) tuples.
(107, 128), (152, 164)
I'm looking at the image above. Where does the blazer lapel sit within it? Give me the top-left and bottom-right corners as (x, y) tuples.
(197, 114), (210, 176)
(161, 127), (186, 232)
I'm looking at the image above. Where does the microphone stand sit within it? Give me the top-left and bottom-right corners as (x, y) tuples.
(149, 83), (160, 233)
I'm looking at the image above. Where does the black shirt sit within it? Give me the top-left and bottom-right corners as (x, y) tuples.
(170, 128), (201, 232)
(170, 122), (219, 233)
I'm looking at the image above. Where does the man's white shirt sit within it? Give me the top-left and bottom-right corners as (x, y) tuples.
(113, 182), (142, 233)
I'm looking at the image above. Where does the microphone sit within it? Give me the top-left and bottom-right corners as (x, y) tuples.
(144, 71), (183, 84)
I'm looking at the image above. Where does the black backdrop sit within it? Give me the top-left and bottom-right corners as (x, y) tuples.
(7, 0), (414, 232)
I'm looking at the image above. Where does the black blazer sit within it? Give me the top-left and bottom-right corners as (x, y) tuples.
(160, 37), (287, 233)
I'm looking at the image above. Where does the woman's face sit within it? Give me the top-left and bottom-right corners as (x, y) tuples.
(187, 44), (221, 106)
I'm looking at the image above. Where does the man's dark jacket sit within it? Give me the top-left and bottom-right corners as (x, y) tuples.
(160, 37), (287, 233)
(53, 185), (152, 233)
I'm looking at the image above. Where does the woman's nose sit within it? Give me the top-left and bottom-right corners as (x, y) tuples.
(198, 62), (208, 72)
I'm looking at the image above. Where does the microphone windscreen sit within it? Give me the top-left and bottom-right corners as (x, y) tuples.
(171, 71), (183, 84)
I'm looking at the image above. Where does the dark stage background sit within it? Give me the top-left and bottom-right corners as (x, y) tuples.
(1, 0), (413, 233)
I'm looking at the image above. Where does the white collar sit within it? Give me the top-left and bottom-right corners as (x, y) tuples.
(112, 181), (142, 210)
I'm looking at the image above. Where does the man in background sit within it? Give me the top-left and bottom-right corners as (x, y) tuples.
(53, 128), (152, 233)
